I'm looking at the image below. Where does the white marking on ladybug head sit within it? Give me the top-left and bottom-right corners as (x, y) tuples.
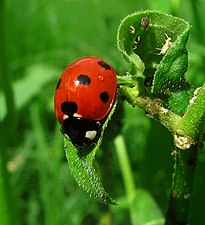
(73, 113), (82, 118)
(85, 130), (97, 140)
(63, 114), (69, 120)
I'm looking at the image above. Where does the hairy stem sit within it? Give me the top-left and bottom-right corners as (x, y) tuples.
(165, 144), (200, 224)
(119, 86), (181, 133)
(176, 83), (205, 141)
(118, 83), (204, 224)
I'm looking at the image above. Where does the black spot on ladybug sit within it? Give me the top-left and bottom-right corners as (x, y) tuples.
(77, 74), (91, 85)
(98, 61), (111, 70)
(61, 102), (78, 116)
(100, 91), (109, 103)
(56, 78), (61, 90)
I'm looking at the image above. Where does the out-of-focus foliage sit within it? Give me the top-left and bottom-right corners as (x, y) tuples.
(0, 0), (205, 224)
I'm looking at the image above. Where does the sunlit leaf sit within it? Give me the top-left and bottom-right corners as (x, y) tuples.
(64, 100), (118, 204)
(117, 10), (192, 114)
(0, 64), (59, 120)
(131, 188), (164, 225)
(111, 188), (164, 225)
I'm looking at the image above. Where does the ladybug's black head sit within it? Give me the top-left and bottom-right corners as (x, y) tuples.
(61, 117), (101, 147)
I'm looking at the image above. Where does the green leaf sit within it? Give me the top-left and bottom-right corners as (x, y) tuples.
(64, 100), (118, 205)
(0, 64), (59, 120)
(168, 89), (194, 115)
(151, 16), (190, 97)
(111, 189), (164, 225)
(117, 11), (190, 88)
(131, 188), (164, 225)
(117, 11), (145, 79)
(117, 10), (192, 113)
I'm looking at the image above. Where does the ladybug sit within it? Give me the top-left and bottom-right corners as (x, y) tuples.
(54, 56), (117, 147)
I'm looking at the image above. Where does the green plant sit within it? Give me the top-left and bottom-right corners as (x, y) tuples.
(1, 0), (205, 224)
(64, 10), (205, 224)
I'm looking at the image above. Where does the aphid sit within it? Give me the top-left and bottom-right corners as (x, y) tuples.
(189, 87), (202, 106)
(133, 35), (141, 49)
(130, 25), (135, 34)
(157, 34), (172, 55)
(141, 17), (150, 30)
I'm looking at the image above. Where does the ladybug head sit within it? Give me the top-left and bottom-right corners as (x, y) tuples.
(61, 116), (101, 147)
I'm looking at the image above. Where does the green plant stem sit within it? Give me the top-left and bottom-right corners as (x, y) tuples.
(176, 83), (205, 141)
(0, 150), (12, 225)
(120, 84), (205, 143)
(0, 0), (15, 224)
(114, 135), (136, 225)
(0, 0), (16, 135)
(119, 86), (181, 133)
(117, 75), (135, 87)
(119, 83), (205, 224)
(165, 144), (200, 224)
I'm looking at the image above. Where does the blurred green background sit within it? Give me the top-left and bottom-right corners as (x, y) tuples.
(1, 0), (205, 224)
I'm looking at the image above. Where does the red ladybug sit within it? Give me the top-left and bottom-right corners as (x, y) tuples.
(54, 56), (117, 147)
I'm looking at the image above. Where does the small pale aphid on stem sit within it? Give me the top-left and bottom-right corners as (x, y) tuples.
(129, 25), (135, 34)
(133, 35), (141, 50)
(157, 34), (172, 55)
